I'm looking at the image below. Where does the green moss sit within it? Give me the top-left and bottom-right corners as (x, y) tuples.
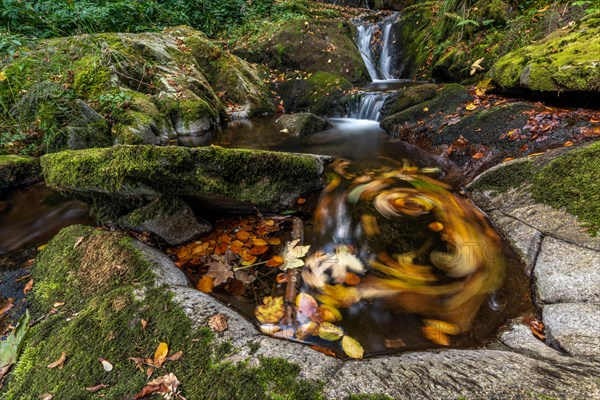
(0, 155), (41, 187)
(531, 142), (600, 235)
(468, 159), (534, 194)
(41, 145), (323, 210)
(72, 56), (111, 98)
(4, 225), (324, 399)
(279, 71), (352, 116)
(490, 23), (600, 92)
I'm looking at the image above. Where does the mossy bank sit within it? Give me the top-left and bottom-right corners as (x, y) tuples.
(0, 155), (41, 188)
(1, 225), (325, 399)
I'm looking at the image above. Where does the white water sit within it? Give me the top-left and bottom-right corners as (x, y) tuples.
(352, 13), (400, 121)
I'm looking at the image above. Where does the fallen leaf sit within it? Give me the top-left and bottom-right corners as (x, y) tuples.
(98, 358), (113, 372)
(40, 394), (53, 400)
(330, 245), (364, 284)
(266, 255), (284, 267)
(472, 152), (484, 159)
(296, 293), (319, 323)
(281, 239), (310, 270)
(235, 230), (250, 241)
(255, 296), (285, 324)
(249, 245), (269, 256)
(309, 345), (337, 357)
(166, 351), (183, 362)
(341, 335), (364, 359)
(73, 236), (85, 249)
(465, 102), (477, 111)
(384, 337), (406, 349)
(153, 342), (168, 368)
(47, 352), (67, 369)
(318, 322), (344, 341)
(422, 325), (449, 346)
(428, 222), (444, 232)
(141, 319), (148, 330)
(208, 313), (229, 333)
(23, 279), (33, 294)
(234, 270), (256, 284)
(344, 272), (361, 286)
(205, 260), (233, 286)
(86, 384), (109, 392)
(470, 57), (485, 75)
(267, 237), (281, 246)
(563, 141), (574, 147)
(52, 302), (65, 308)
(134, 373), (180, 399)
(197, 276), (214, 293)
(297, 198), (306, 204)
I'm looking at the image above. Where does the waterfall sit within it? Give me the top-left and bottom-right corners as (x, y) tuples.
(354, 12), (399, 82)
(351, 12), (399, 121)
(349, 92), (388, 121)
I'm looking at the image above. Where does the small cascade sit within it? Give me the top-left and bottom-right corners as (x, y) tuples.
(351, 12), (400, 121)
(349, 92), (389, 121)
(354, 12), (399, 81)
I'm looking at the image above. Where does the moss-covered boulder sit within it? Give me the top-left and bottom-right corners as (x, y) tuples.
(236, 19), (369, 84)
(490, 17), (600, 94)
(379, 83), (438, 119)
(118, 197), (212, 246)
(275, 113), (331, 136)
(278, 72), (353, 117)
(41, 145), (330, 219)
(0, 155), (41, 188)
(0, 26), (273, 154)
(2, 224), (325, 399)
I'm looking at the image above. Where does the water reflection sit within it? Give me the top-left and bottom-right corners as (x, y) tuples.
(0, 183), (90, 257)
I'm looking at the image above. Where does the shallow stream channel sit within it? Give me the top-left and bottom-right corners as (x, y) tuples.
(0, 12), (535, 359)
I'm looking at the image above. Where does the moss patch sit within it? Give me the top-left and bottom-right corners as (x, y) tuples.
(0, 155), (41, 187)
(41, 145), (325, 211)
(468, 159), (534, 194)
(531, 142), (600, 235)
(3, 225), (324, 399)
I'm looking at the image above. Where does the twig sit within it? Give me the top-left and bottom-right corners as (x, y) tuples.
(282, 217), (303, 325)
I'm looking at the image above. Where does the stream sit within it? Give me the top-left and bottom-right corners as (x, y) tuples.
(0, 12), (534, 357)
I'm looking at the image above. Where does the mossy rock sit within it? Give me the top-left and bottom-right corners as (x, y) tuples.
(118, 197), (212, 246)
(238, 19), (370, 84)
(0, 155), (41, 188)
(379, 83), (438, 119)
(275, 113), (331, 136)
(41, 145), (330, 216)
(0, 26), (273, 155)
(490, 20), (600, 93)
(278, 71), (353, 117)
(2, 224), (325, 399)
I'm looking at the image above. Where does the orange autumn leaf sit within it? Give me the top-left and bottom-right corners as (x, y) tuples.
(344, 272), (361, 286)
(422, 325), (450, 346)
(214, 242), (228, 255)
(297, 198), (306, 205)
(235, 230), (250, 241)
(309, 345), (337, 357)
(23, 279), (34, 294)
(472, 152), (484, 160)
(266, 255), (284, 267)
(249, 245), (269, 256)
(252, 238), (267, 246)
(265, 219), (275, 227)
(230, 240), (244, 254)
(563, 141), (574, 147)
(197, 276), (214, 293)
(267, 237), (281, 246)
(218, 235), (231, 243)
(428, 222), (444, 232)
(275, 272), (288, 283)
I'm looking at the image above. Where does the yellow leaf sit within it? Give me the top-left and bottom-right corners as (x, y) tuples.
(281, 239), (310, 270)
(318, 322), (344, 341)
(341, 336), (364, 359)
(255, 296), (285, 324)
(0, 71), (6, 82)
(465, 102), (477, 111)
(153, 342), (169, 368)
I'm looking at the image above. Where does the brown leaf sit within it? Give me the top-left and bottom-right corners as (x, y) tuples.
(47, 352), (66, 369)
(208, 313), (229, 333)
(141, 319), (148, 330)
(205, 260), (233, 286)
(249, 245), (269, 256)
(134, 373), (180, 399)
(166, 351), (183, 362)
(233, 270), (256, 284)
(309, 345), (337, 357)
(23, 279), (33, 294)
(85, 384), (109, 392)
(153, 342), (168, 368)
(73, 236), (85, 249)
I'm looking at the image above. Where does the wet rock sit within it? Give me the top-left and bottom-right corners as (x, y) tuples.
(379, 83), (438, 119)
(236, 19), (369, 84)
(0, 155), (41, 188)
(118, 198), (211, 246)
(275, 113), (330, 136)
(41, 145), (331, 218)
(278, 72), (353, 117)
(490, 18), (600, 94)
(543, 303), (600, 357)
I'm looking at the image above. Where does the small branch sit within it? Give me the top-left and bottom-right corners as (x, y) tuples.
(283, 217), (303, 325)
